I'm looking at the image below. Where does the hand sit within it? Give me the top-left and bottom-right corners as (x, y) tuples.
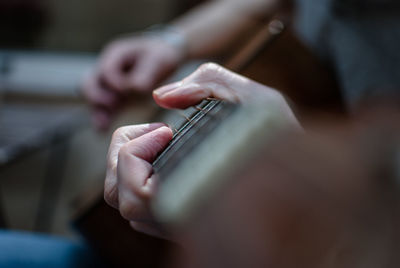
(82, 35), (185, 129)
(105, 63), (299, 239)
(153, 63), (298, 125)
(105, 123), (173, 238)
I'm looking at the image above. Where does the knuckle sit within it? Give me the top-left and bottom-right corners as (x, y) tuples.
(106, 155), (117, 175)
(112, 127), (123, 138)
(198, 62), (219, 74)
(119, 199), (140, 221)
(101, 39), (133, 65)
(106, 151), (115, 168)
(104, 184), (118, 207)
(194, 62), (224, 81)
(112, 126), (129, 141)
(120, 138), (154, 161)
(118, 143), (132, 160)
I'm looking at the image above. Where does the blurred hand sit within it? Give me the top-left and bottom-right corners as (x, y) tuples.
(82, 35), (185, 129)
(105, 62), (299, 238)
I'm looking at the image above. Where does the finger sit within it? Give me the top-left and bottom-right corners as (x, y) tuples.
(117, 126), (172, 191)
(152, 63), (241, 109)
(130, 221), (170, 239)
(92, 107), (114, 131)
(104, 123), (167, 208)
(153, 81), (240, 109)
(82, 73), (120, 108)
(108, 123), (167, 167)
(99, 42), (138, 91)
(116, 127), (172, 220)
(153, 82), (211, 109)
(124, 53), (168, 92)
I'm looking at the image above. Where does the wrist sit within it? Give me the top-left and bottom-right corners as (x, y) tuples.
(143, 24), (188, 60)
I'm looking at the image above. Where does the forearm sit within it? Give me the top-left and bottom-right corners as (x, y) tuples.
(170, 0), (281, 58)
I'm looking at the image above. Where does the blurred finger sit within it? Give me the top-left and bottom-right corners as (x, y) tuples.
(125, 52), (174, 92)
(92, 107), (113, 131)
(125, 54), (159, 92)
(130, 221), (170, 239)
(83, 73), (120, 108)
(99, 42), (139, 91)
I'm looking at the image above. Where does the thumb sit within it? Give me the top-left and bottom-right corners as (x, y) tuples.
(120, 126), (173, 163)
(117, 126), (173, 199)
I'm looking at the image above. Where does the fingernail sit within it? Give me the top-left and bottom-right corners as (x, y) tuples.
(148, 122), (168, 130)
(153, 81), (182, 97)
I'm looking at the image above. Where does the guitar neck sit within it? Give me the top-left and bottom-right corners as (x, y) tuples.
(151, 18), (289, 223)
(152, 99), (236, 179)
(152, 18), (286, 178)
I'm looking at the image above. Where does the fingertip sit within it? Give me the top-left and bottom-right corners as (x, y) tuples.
(119, 125), (173, 162)
(153, 126), (174, 141)
(154, 87), (209, 109)
(153, 81), (182, 96)
(143, 126), (173, 156)
(142, 174), (158, 198)
(153, 81), (188, 108)
(126, 74), (153, 93)
(141, 122), (171, 133)
(103, 181), (119, 209)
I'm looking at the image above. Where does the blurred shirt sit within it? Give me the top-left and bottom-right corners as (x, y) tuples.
(295, 0), (400, 109)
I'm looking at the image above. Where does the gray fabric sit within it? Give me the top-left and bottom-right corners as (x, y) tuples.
(294, 0), (400, 109)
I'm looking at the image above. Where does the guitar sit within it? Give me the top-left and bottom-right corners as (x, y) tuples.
(150, 14), (343, 223)
(151, 18), (291, 223)
(73, 15), (342, 268)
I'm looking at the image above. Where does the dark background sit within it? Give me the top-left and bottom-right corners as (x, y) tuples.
(0, 0), (206, 51)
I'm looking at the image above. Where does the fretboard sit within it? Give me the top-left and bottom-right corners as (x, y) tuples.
(152, 99), (237, 179)
(151, 17), (286, 179)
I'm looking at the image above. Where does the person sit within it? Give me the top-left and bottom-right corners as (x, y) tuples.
(83, 0), (400, 239)
(104, 63), (299, 238)
(82, 0), (281, 129)
(174, 111), (400, 267)
(83, 0), (400, 129)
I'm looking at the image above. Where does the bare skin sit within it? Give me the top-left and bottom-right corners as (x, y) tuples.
(104, 63), (298, 238)
(82, 0), (279, 129)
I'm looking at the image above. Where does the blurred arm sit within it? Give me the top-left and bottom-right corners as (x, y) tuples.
(171, 0), (281, 58)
